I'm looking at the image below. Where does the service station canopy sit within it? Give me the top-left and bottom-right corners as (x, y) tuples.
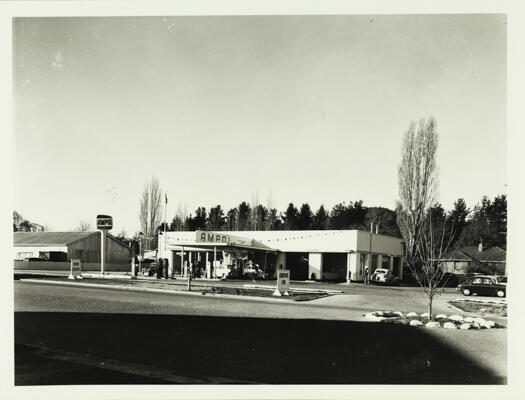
(186, 230), (278, 253)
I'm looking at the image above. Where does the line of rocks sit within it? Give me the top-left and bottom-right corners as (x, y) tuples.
(364, 311), (498, 330)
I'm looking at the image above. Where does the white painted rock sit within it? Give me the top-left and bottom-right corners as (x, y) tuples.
(365, 312), (385, 322)
(464, 317), (474, 323)
(407, 312), (418, 318)
(459, 323), (472, 330)
(448, 315), (464, 322)
(425, 321), (440, 328)
(435, 314), (448, 319)
(480, 321), (494, 329)
(486, 320), (495, 328)
(393, 311), (404, 317)
(471, 323), (481, 329)
(420, 313), (430, 318)
(410, 320), (423, 326)
(473, 317), (486, 324)
(443, 322), (457, 329)
(376, 311), (385, 316)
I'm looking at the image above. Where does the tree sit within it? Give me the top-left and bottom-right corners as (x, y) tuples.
(312, 205), (329, 230)
(296, 203), (313, 230)
(348, 200), (367, 229)
(194, 207), (207, 230)
(284, 203), (299, 230)
(170, 203), (188, 231)
(396, 117), (449, 318)
(328, 202), (350, 229)
(185, 207), (207, 231)
(252, 204), (268, 231)
(238, 202), (251, 231)
(18, 220), (32, 232)
(409, 209), (455, 317)
(457, 194), (506, 249)
(77, 220), (92, 231)
(446, 198), (469, 247)
(13, 211), (23, 230)
(364, 207), (401, 237)
(207, 205), (226, 231)
(139, 177), (163, 250)
(170, 215), (185, 231)
(266, 208), (282, 230)
(226, 208), (239, 230)
(396, 118), (439, 263)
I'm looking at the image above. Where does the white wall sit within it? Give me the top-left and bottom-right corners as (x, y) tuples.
(356, 231), (404, 256)
(348, 252), (359, 281)
(308, 253), (323, 280)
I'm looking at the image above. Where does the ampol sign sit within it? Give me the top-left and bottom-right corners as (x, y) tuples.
(195, 230), (253, 247)
(96, 214), (113, 230)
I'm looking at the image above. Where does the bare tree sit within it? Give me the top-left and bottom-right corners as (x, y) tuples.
(406, 210), (455, 317)
(250, 192), (260, 230)
(77, 220), (92, 231)
(396, 117), (452, 318)
(396, 117), (439, 263)
(139, 177), (163, 250)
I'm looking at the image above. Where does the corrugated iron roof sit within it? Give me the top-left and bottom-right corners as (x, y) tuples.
(441, 249), (473, 261)
(14, 231), (99, 246)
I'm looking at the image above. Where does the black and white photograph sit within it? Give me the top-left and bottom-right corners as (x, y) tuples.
(2, 1), (524, 398)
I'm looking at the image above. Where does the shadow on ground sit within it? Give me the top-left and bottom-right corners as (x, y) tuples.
(15, 312), (504, 385)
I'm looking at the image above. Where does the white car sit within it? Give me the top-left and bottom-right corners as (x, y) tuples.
(370, 268), (399, 285)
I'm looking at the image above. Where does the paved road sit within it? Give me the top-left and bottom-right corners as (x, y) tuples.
(14, 280), (507, 384)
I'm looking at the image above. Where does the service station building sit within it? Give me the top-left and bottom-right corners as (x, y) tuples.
(158, 230), (404, 282)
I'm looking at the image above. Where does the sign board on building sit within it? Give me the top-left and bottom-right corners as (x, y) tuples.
(195, 230), (253, 247)
(96, 214), (113, 230)
(69, 259), (83, 280)
(273, 269), (290, 296)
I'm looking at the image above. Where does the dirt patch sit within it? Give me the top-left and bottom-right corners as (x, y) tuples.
(449, 300), (507, 317)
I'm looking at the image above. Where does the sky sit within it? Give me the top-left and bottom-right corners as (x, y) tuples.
(12, 14), (507, 235)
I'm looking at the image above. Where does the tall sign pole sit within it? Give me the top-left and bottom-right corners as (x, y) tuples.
(96, 214), (113, 275)
(101, 230), (105, 275)
(164, 192), (167, 255)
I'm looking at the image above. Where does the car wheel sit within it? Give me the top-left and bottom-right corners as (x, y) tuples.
(462, 288), (471, 296)
(497, 290), (505, 298)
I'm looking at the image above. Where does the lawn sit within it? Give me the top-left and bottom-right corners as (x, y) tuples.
(449, 300), (507, 317)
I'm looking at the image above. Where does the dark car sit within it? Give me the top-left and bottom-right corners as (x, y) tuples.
(457, 276), (506, 298)
(140, 259), (157, 276)
(24, 257), (46, 262)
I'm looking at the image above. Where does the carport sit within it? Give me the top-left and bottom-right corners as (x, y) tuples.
(159, 230), (279, 278)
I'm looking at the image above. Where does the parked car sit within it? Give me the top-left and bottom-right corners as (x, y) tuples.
(242, 267), (265, 280)
(457, 275), (506, 297)
(370, 268), (399, 285)
(24, 257), (46, 262)
(140, 259), (157, 277)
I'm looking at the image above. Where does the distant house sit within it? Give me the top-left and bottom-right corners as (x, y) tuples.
(13, 231), (131, 271)
(440, 244), (506, 275)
